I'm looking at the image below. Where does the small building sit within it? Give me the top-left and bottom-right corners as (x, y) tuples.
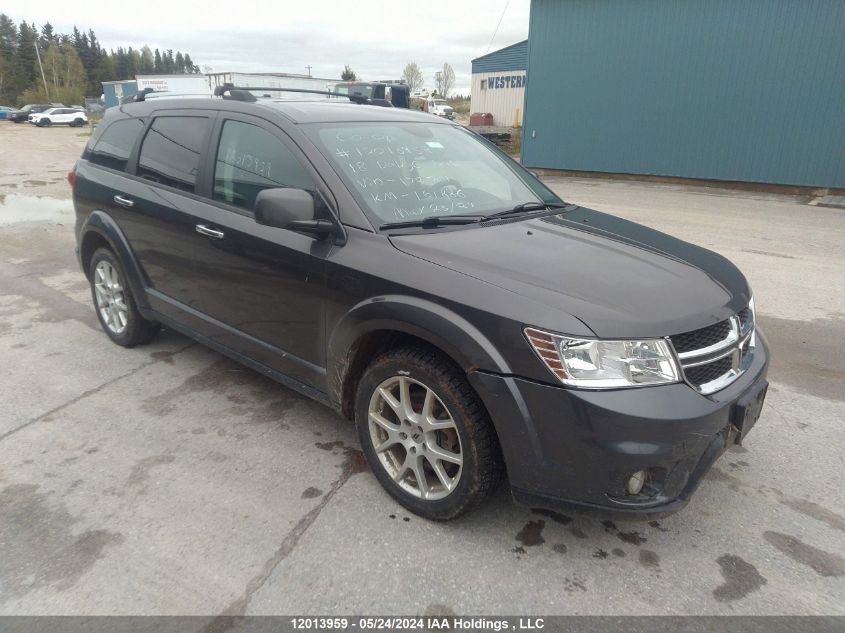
(470, 40), (527, 127)
(522, 0), (845, 189)
(102, 80), (137, 109)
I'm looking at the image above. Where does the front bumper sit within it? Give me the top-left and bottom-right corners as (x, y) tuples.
(468, 332), (769, 516)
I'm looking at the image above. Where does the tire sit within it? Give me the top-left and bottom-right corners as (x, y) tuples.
(355, 345), (504, 520)
(88, 247), (159, 347)
(72, 118), (84, 127)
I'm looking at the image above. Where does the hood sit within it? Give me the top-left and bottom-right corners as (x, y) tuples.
(389, 207), (750, 339)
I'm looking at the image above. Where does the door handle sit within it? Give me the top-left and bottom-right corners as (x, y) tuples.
(113, 195), (134, 209)
(195, 224), (225, 239)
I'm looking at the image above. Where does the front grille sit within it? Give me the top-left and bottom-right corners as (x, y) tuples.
(670, 306), (755, 394)
(737, 307), (752, 332)
(670, 319), (731, 354)
(684, 355), (733, 388)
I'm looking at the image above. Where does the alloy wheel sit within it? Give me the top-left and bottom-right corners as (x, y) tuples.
(93, 260), (128, 334)
(367, 375), (463, 500)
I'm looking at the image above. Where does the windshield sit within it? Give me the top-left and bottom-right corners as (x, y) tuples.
(432, 100), (447, 106)
(303, 122), (559, 226)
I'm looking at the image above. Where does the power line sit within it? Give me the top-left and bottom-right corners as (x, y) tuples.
(486, 0), (512, 53)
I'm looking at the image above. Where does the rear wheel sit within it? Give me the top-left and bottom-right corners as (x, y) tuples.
(89, 248), (159, 347)
(355, 346), (503, 520)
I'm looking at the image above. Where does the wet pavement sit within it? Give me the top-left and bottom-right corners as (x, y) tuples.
(0, 124), (843, 615)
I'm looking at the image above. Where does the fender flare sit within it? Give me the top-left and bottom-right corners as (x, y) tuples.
(79, 210), (151, 312)
(326, 294), (512, 407)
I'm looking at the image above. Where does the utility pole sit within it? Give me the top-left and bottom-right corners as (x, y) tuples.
(305, 65), (312, 77)
(34, 41), (49, 100)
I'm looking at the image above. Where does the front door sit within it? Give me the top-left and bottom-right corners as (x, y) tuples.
(191, 114), (332, 389)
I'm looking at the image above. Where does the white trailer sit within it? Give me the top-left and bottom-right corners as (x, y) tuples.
(206, 72), (337, 97)
(135, 75), (212, 97)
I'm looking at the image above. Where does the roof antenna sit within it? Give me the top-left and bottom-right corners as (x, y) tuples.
(486, 0), (511, 53)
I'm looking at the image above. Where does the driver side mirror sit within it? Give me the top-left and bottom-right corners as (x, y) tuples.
(254, 188), (334, 238)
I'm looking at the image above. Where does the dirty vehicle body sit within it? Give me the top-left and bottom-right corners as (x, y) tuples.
(71, 93), (768, 520)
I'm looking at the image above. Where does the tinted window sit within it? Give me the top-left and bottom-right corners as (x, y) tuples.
(138, 116), (210, 193)
(213, 120), (313, 211)
(89, 118), (146, 171)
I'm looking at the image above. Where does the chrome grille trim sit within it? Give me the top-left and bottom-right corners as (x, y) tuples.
(669, 308), (755, 395)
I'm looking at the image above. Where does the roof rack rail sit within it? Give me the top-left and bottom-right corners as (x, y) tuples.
(212, 83), (370, 104)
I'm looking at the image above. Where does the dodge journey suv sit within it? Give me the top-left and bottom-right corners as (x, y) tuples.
(72, 88), (768, 520)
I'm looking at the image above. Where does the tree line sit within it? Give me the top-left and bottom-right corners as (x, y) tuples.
(0, 14), (201, 107)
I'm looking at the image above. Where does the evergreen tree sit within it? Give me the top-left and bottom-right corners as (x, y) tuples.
(15, 22), (39, 101)
(39, 22), (55, 48)
(175, 51), (184, 74)
(154, 48), (162, 73)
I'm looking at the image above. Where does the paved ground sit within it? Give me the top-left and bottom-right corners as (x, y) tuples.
(0, 123), (843, 615)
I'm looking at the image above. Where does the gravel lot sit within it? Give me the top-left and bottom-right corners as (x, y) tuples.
(1, 122), (843, 616)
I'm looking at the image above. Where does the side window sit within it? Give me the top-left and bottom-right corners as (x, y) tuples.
(137, 116), (210, 193)
(88, 118), (146, 172)
(213, 119), (314, 211)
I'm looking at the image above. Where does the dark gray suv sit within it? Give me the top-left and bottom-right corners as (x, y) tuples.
(71, 89), (769, 520)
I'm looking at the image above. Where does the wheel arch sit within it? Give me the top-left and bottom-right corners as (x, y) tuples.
(327, 295), (512, 420)
(79, 211), (151, 311)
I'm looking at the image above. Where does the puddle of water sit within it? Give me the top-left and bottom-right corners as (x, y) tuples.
(0, 194), (73, 225)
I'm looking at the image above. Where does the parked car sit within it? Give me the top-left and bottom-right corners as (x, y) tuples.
(7, 103), (56, 123)
(0, 106), (13, 120)
(30, 107), (88, 127)
(71, 90), (768, 520)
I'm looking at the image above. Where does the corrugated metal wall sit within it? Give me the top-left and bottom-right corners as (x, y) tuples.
(470, 71), (527, 126)
(522, 0), (845, 188)
(472, 40), (528, 74)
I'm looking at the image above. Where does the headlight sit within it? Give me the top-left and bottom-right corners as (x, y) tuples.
(524, 327), (681, 388)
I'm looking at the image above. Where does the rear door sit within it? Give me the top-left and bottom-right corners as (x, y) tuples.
(110, 110), (216, 325)
(54, 108), (72, 124)
(189, 113), (333, 389)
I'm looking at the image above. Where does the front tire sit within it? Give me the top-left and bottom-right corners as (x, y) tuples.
(89, 248), (159, 347)
(72, 118), (84, 127)
(355, 346), (503, 520)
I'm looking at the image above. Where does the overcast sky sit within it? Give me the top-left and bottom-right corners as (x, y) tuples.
(7, 1), (531, 94)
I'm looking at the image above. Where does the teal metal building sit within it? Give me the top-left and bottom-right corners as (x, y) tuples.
(522, 0), (845, 188)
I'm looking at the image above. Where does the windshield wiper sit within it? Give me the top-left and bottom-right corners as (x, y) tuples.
(379, 215), (485, 230)
(482, 201), (571, 220)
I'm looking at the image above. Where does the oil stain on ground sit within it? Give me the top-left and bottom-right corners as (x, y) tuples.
(639, 549), (660, 569)
(516, 519), (546, 547)
(602, 519), (647, 546)
(0, 483), (123, 599)
(712, 554), (767, 602)
(763, 531), (845, 577)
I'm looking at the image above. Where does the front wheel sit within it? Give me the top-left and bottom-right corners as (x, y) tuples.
(355, 346), (504, 520)
(72, 118), (85, 127)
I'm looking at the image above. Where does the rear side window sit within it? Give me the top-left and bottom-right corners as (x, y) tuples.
(137, 116), (211, 193)
(88, 118), (146, 172)
(213, 120), (313, 211)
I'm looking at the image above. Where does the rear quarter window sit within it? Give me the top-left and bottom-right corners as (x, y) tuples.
(87, 117), (146, 172)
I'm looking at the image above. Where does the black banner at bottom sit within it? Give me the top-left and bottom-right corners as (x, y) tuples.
(0, 617), (842, 633)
